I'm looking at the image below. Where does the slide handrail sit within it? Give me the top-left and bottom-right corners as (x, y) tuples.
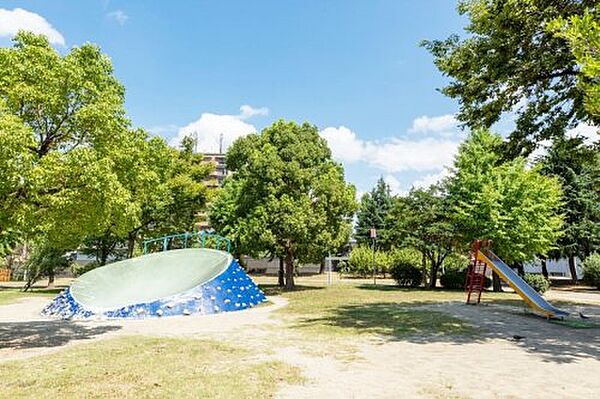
(142, 231), (232, 254)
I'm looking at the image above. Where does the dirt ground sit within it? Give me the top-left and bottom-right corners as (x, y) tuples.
(1, 286), (600, 398)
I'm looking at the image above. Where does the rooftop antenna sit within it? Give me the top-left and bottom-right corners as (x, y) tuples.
(219, 133), (224, 154)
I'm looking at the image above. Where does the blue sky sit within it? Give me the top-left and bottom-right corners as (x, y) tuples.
(0, 1), (471, 196)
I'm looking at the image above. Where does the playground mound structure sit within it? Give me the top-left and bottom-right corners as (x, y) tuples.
(42, 248), (266, 319)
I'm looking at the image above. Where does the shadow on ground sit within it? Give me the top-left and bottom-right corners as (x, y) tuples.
(259, 284), (324, 297)
(0, 321), (121, 350)
(293, 300), (600, 364)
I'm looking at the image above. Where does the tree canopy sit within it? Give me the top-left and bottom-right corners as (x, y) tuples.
(386, 186), (456, 287)
(423, 0), (598, 157)
(446, 129), (563, 265)
(0, 32), (213, 276)
(355, 177), (393, 248)
(539, 137), (600, 280)
(550, 9), (600, 118)
(209, 120), (356, 289)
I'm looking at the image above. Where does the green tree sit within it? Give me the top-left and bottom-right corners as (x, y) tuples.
(355, 177), (393, 248)
(423, 0), (598, 157)
(209, 120), (357, 289)
(550, 9), (600, 118)
(0, 32), (134, 250)
(386, 187), (456, 288)
(0, 101), (35, 233)
(539, 137), (600, 282)
(446, 129), (563, 289)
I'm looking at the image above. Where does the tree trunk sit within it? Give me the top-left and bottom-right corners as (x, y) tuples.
(568, 255), (578, 284)
(428, 260), (439, 288)
(541, 258), (549, 279)
(47, 269), (55, 288)
(127, 234), (136, 258)
(515, 262), (524, 277)
(284, 247), (295, 290)
(99, 248), (108, 266)
(492, 271), (503, 292)
(319, 259), (325, 274)
(421, 252), (428, 286)
(278, 257), (285, 287)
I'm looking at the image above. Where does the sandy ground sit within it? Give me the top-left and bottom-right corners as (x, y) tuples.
(1, 290), (600, 398)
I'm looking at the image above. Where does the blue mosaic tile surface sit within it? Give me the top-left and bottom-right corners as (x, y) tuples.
(41, 259), (266, 319)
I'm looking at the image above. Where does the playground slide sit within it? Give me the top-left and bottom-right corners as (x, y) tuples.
(478, 250), (569, 319)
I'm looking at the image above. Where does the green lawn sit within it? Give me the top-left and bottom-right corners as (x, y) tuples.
(263, 281), (520, 339)
(0, 337), (303, 399)
(0, 288), (61, 305)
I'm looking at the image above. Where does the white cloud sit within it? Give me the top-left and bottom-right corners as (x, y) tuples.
(0, 8), (64, 45)
(320, 126), (365, 163)
(566, 123), (599, 145)
(321, 126), (460, 173)
(412, 169), (450, 190)
(107, 10), (129, 25)
(409, 114), (457, 134)
(169, 105), (267, 153)
(239, 104), (269, 119)
(383, 174), (406, 196)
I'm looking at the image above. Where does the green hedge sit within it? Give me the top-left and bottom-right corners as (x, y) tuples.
(440, 269), (492, 290)
(523, 273), (550, 294)
(348, 246), (391, 277)
(389, 248), (422, 287)
(583, 254), (600, 289)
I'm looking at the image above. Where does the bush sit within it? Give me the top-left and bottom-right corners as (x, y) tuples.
(348, 246), (392, 277)
(348, 246), (374, 277)
(443, 253), (469, 272)
(523, 273), (550, 294)
(583, 254), (600, 289)
(440, 269), (492, 290)
(389, 248), (423, 287)
(71, 261), (100, 277)
(440, 269), (467, 289)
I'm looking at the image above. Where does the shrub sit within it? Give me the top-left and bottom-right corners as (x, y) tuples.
(583, 254), (600, 289)
(71, 261), (100, 277)
(348, 246), (374, 277)
(440, 269), (492, 290)
(389, 248), (423, 287)
(376, 250), (392, 277)
(440, 269), (467, 289)
(443, 253), (469, 272)
(523, 273), (550, 294)
(348, 246), (392, 277)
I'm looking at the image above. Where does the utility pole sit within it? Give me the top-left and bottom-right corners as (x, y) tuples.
(219, 133), (224, 154)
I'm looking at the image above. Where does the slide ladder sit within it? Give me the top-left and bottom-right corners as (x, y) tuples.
(465, 252), (487, 305)
(466, 240), (569, 319)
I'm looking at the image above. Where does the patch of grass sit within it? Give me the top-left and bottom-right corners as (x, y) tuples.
(0, 288), (61, 305)
(271, 283), (491, 339)
(549, 319), (600, 329)
(0, 336), (304, 398)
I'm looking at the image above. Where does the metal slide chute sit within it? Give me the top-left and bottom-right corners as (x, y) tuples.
(477, 249), (569, 319)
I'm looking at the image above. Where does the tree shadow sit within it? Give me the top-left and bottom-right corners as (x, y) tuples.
(296, 301), (476, 343)
(356, 284), (431, 292)
(259, 284), (324, 297)
(0, 321), (122, 350)
(293, 300), (600, 364)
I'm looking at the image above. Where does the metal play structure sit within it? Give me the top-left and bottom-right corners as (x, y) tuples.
(142, 231), (232, 254)
(465, 240), (569, 319)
